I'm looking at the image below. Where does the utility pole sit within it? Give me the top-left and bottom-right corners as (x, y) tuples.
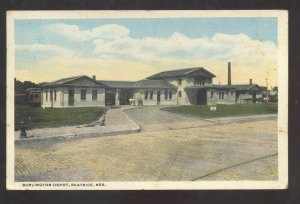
(266, 71), (269, 103)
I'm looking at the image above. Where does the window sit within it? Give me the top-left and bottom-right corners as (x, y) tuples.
(34, 94), (38, 99)
(81, 89), (86, 101)
(54, 90), (57, 101)
(178, 91), (182, 97)
(164, 90), (168, 99)
(194, 78), (205, 85)
(92, 90), (97, 101)
(46, 90), (48, 101)
(145, 91), (148, 100)
(211, 91), (214, 99)
(150, 91), (153, 100)
(169, 91), (172, 99)
(178, 79), (182, 85)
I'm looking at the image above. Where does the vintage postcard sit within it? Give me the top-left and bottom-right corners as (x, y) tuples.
(6, 10), (288, 190)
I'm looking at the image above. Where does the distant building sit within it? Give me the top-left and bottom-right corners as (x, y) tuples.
(269, 87), (278, 102)
(41, 62), (263, 108)
(26, 88), (41, 105)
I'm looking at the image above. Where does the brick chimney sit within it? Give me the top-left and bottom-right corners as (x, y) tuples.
(250, 79), (252, 85)
(92, 75), (96, 80)
(228, 62), (231, 85)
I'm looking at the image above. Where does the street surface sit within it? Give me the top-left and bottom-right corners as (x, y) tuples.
(15, 106), (277, 181)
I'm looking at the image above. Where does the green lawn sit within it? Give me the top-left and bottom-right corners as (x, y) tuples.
(162, 103), (278, 118)
(15, 106), (105, 130)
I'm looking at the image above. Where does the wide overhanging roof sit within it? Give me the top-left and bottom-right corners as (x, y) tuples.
(185, 84), (262, 91)
(134, 79), (176, 89)
(147, 67), (216, 79)
(100, 79), (176, 90)
(43, 75), (105, 88)
(98, 80), (136, 89)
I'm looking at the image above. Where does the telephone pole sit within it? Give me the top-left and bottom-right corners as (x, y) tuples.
(266, 71), (269, 103)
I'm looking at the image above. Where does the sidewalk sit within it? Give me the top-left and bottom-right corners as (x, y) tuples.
(15, 107), (140, 142)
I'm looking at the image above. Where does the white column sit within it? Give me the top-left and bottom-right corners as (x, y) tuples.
(115, 89), (120, 106)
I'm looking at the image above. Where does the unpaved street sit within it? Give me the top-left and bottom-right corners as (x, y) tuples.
(15, 118), (277, 181)
(123, 106), (215, 132)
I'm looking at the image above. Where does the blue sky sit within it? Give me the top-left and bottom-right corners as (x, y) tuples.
(14, 17), (278, 86)
(15, 18), (278, 43)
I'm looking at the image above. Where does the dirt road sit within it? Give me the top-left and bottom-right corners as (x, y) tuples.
(15, 118), (277, 181)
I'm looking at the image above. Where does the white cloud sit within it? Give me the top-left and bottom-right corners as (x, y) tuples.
(93, 31), (277, 69)
(16, 44), (74, 57)
(16, 24), (278, 87)
(44, 23), (277, 69)
(44, 23), (129, 42)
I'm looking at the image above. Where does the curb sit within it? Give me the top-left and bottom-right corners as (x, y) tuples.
(15, 108), (141, 144)
(160, 108), (278, 122)
(203, 114), (278, 123)
(159, 108), (208, 120)
(15, 127), (140, 145)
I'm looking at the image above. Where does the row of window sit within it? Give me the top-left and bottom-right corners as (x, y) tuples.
(194, 79), (206, 86)
(80, 89), (98, 101)
(144, 90), (175, 100)
(45, 89), (98, 101)
(177, 78), (212, 86)
(210, 91), (234, 100)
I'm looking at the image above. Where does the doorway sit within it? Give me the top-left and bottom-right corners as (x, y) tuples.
(105, 90), (116, 106)
(68, 89), (74, 106)
(196, 90), (207, 105)
(157, 91), (161, 105)
(119, 90), (134, 105)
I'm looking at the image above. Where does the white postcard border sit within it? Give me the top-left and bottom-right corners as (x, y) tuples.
(6, 10), (288, 190)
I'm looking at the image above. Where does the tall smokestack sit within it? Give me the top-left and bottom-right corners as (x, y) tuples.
(250, 79), (252, 85)
(228, 62), (231, 85)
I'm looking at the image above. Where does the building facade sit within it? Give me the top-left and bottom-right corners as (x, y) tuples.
(41, 63), (262, 108)
(41, 76), (105, 108)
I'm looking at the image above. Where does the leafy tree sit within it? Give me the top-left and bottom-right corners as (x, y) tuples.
(14, 79), (47, 93)
(272, 86), (278, 92)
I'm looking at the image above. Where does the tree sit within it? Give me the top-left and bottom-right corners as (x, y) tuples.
(14, 79), (47, 93)
(272, 86), (278, 92)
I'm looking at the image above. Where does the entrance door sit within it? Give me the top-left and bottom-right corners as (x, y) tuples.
(68, 89), (74, 106)
(119, 90), (134, 105)
(196, 90), (207, 105)
(105, 90), (116, 106)
(157, 91), (161, 105)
